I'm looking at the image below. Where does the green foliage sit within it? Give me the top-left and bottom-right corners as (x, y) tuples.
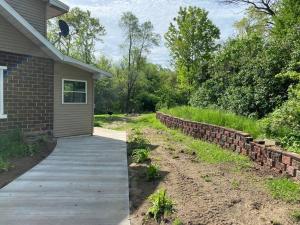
(0, 157), (11, 172)
(231, 179), (241, 190)
(165, 6), (220, 92)
(147, 189), (174, 222)
(161, 106), (263, 138)
(132, 149), (150, 163)
(0, 130), (28, 159)
(48, 7), (105, 63)
(119, 11), (161, 113)
(172, 218), (184, 225)
(147, 164), (160, 181)
(0, 130), (46, 171)
(261, 73), (300, 153)
(190, 33), (291, 118)
(128, 129), (151, 150)
(201, 174), (212, 182)
(266, 178), (300, 203)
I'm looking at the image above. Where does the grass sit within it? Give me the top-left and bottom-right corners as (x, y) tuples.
(266, 178), (300, 203)
(94, 114), (126, 127)
(161, 106), (263, 138)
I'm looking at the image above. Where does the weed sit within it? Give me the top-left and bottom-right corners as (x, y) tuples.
(172, 218), (183, 225)
(266, 178), (300, 203)
(291, 210), (300, 222)
(128, 129), (150, 153)
(202, 174), (212, 182)
(271, 221), (283, 225)
(147, 164), (160, 181)
(231, 179), (240, 189)
(0, 157), (10, 171)
(26, 144), (38, 156)
(132, 149), (150, 163)
(147, 189), (174, 222)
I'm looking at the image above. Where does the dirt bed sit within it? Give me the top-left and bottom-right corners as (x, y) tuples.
(129, 128), (299, 225)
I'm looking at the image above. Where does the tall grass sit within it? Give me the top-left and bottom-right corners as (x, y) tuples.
(161, 106), (263, 138)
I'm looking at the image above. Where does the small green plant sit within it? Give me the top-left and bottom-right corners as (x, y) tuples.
(147, 189), (174, 222)
(147, 164), (160, 181)
(291, 210), (300, 222)
(271, 221), (283, 225)
(201, 174), (212, 182)
(231, 179), (240, 189)
(266, 178), (300, 203)
(26, 144), (38, 156)
(172, 218), (183, 225)
(128, 129), (150, 150)
(0, 157), (10, 172)
(132, 149), (150, 163)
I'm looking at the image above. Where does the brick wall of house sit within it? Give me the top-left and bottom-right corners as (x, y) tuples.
(157, 112), (300, 181)
(0, 51), (54, 135)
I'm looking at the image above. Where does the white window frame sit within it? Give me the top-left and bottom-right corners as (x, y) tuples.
(62, 79), (87, 105)
(0, 66), (7, 119)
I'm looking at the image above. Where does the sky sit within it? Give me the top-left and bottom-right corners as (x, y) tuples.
(62, 0), (246, 67)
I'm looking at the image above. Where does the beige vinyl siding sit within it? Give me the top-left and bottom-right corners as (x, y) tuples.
(5, 0), (47, 36)
(0, 14), (47, 58)
(54, 62), (94, 137)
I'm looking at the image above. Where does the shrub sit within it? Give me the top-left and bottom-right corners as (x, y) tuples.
(132, 149), (150, 163)
(147, 164), (160, 181)
(147, 189), (174, 222)
(128, 129), (150, 151)
(261, 75), (300, 153)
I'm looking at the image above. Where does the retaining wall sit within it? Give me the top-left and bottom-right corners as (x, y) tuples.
(156, 112), (300, 180)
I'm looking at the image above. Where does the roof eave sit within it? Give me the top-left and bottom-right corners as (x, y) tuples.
(47, 0), (70, 19)
(0, 0), (111, 79)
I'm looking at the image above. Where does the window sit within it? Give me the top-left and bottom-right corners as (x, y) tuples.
(0, 66), (7, 119)
(62, 79), (87, 104)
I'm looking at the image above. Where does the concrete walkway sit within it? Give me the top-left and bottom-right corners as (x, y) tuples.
(0, 128), (130, 225)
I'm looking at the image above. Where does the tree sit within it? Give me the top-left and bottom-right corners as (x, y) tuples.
(219, 0), (279, 16)
(48, 7), (106, 64)
(119, 12), (160, 113)
(165, 6), (220, 94)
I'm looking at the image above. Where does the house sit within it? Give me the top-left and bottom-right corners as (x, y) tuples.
(0, 0), (110, 137)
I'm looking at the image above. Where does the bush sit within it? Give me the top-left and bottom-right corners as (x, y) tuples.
(147, 189), (174, 222)
(132, 149), (150, 163)
(261, 75), (300, 153)
(147, 164), (160, 181)
(128, 129), (150, 151)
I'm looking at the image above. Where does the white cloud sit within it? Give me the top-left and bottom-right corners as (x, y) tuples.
(61, 0), (246, 67)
